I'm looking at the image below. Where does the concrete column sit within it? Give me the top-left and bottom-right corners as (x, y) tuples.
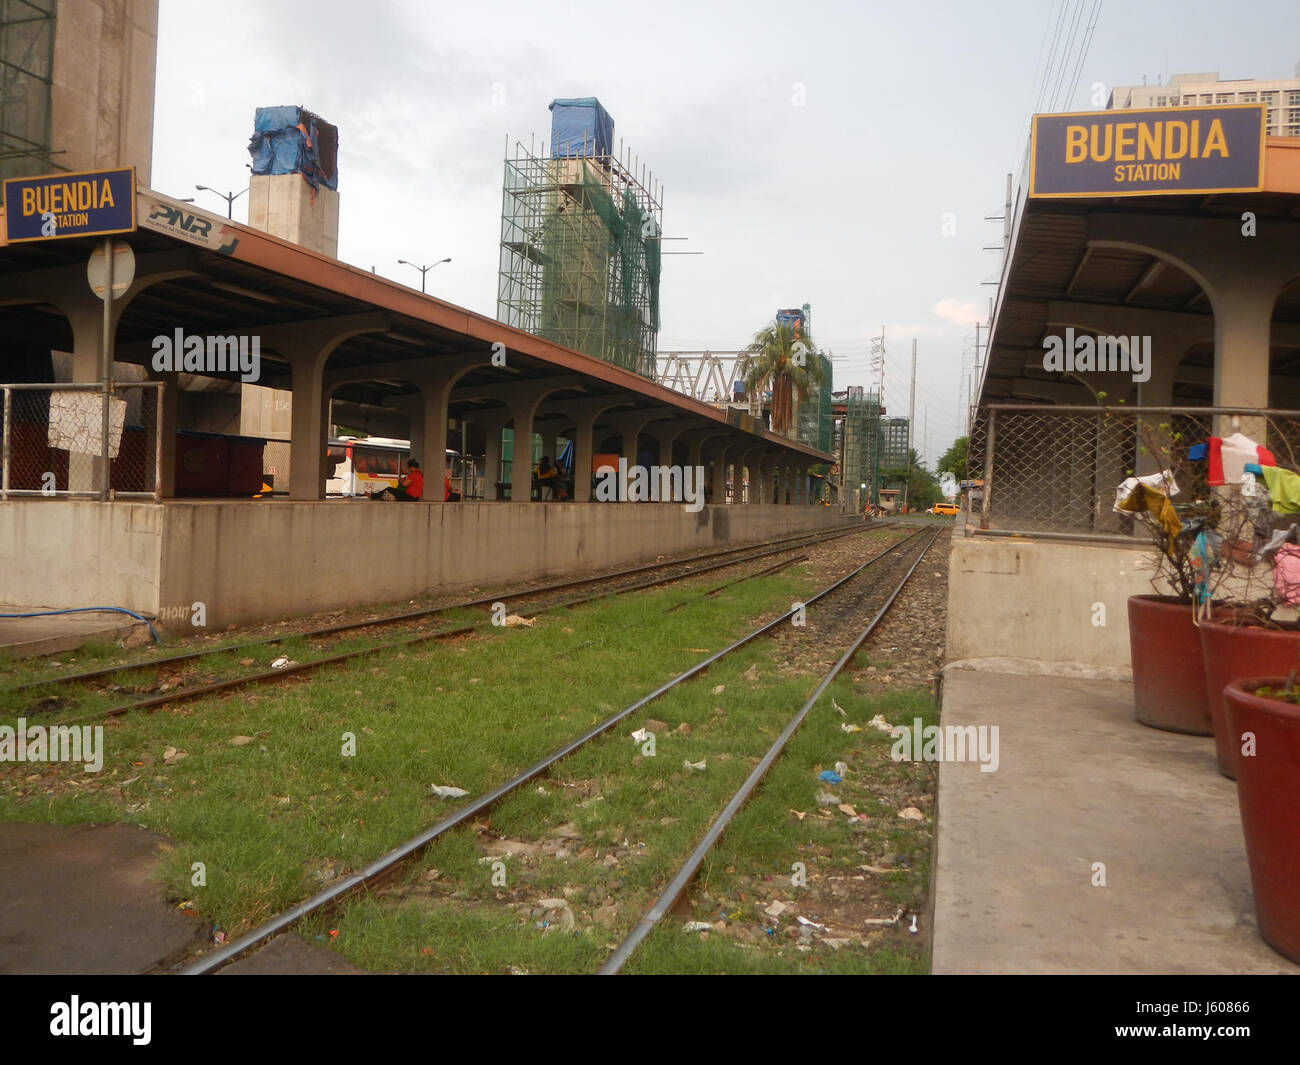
(510, 397), (538, 504)
(265, 313), (390, 500)
(540, 427), (559, 467)
(605, 411), (663, 467)
(1087, 213), (1300, 416)
(710, 446), (729, 506)
(416, 356), (482, 495)
(646, 421), (687, 468)
(533, 394), (638, 504)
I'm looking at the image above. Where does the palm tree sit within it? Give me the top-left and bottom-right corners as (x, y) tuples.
(741, 321), (825, 436)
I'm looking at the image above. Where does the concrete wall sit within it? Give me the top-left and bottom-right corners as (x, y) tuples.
(0, 500), (848, 630)
(947, 534), (1164, 671)
(0, 501), (161, 613)
(51, 0), (158, 183)
(156, 501), (846, 628)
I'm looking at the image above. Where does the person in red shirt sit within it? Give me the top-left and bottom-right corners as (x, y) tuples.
(371, 459), (423, 501)
(444, 461), (461, 502)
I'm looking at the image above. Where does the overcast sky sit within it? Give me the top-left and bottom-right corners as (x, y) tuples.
(151, 0), (1299, 467)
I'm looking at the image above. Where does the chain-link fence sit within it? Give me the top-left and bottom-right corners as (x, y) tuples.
(967, 404), (1300, 538)
(2, 381), (164, 500)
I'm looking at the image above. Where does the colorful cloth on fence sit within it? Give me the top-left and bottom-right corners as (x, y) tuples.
(1259, 464), (1300, 515)
(1274, 544), (1300, 604)
(1206, 432), (1276, 486)
(1118, 483), (1182, 550)
(1113, 469), (1180, 513)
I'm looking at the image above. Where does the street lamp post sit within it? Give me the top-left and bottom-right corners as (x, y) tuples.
(397, 257), (451, 294)
(195, 184), (249, 219)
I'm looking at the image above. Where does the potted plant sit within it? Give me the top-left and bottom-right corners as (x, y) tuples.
(1223, 674), (1300, 964)
(1194, 418), (1300, 777)
(1118, 418), (1217, 735)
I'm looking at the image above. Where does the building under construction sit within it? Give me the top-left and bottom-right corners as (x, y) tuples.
(840, 386), (884, 513)
(497, 98), (662, 378)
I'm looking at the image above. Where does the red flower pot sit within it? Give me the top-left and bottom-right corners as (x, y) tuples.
(1128, 595), (1212, 735)
(1199, 619), (1300, 779)
(1223, 679), (1300, 964)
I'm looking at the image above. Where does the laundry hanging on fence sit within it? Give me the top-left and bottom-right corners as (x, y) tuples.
(1113, 468), (1180, 513)
(1257, 464), (1300, 515)
(1118, 483), (1182, 550)
(1187, 432), (1277, 486)
(1274, 544), (1300, 604)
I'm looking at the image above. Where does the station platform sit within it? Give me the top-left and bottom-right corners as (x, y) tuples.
(0, 606), (151, 659)
(931, 663), (1299, 975)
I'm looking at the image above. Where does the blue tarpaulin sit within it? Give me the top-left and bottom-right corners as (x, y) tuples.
(549, 98), (614, 158)
(247, 106), (339, 191)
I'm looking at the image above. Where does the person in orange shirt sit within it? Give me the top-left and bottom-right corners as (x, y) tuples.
(371, 459), (423, 501)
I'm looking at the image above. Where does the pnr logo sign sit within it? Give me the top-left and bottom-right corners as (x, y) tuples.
(2, 167), (136, 242)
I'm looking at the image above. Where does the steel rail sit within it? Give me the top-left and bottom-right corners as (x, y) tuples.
(9, 521), (879, 694)
(33, 528), (901, 727)
(179, 526), (932, 974)
(597, 528), (941, 974)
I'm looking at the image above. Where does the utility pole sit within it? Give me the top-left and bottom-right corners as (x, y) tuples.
(908, 338), (917, 461)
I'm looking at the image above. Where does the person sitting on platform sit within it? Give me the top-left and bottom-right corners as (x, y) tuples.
(371, 459), (423, 501)
(445, 461), (461, 502)
(535, 456), (560, 500)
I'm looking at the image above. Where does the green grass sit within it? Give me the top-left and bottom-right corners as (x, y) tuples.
(0, 526), (936, 973)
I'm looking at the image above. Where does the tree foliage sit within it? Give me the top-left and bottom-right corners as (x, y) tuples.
(742, 322), (825, 436)
(937, 436), (969, 478)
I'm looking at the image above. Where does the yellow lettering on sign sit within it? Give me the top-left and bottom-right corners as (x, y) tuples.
(1165, 122), (1187, 159)
(99, 179), (114, 208)
(1089, 124), (1114, 161)
(1113, 123), (1135, 161)
(1203, 119), (1228, 158)
(1137, 123), (1160, 160)
(21, 187), (36, 216)
(1065, 125), (1088, 163)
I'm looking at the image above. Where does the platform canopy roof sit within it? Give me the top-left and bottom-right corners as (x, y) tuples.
(0, 188), (833, 464)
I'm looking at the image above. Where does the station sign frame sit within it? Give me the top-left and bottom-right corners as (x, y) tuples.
(1029, 104), (1266, 199)
(2, 166), (137, 243)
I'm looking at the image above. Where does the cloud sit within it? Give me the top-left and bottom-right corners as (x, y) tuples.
(931, 298), (982, 328)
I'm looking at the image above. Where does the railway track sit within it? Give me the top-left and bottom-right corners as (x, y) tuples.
(3, 521), (899, 728)
(177, 523), (938, 975)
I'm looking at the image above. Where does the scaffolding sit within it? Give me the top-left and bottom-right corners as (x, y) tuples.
(0, 0), (56, 189)
(842, 387), (883, 513)
(795, 352), (833, 453)
(497, 137), (662, 378)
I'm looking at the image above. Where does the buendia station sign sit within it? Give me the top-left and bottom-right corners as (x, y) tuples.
(2, 167), (136, 242)
(1029, 105), (1264, 198)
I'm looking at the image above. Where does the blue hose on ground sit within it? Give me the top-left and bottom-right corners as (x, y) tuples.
(0, 606), (161, 644)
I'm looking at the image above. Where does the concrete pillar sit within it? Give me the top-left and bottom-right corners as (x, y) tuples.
(1087, 213), (1300, 418)
(267, 313), (390, 499)
(710, 446), (729, 506)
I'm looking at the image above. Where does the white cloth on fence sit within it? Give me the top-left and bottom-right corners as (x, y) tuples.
(1113, 469), (1180, 514)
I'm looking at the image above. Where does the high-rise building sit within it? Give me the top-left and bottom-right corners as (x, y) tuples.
(880, 416), (911, 472)
(1107, 65), (1300, 138)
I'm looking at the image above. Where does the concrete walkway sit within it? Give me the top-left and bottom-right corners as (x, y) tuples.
(0, 606), (151, 658)
(0, 823), (206, 973)
(932, 665), (1299, 975)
